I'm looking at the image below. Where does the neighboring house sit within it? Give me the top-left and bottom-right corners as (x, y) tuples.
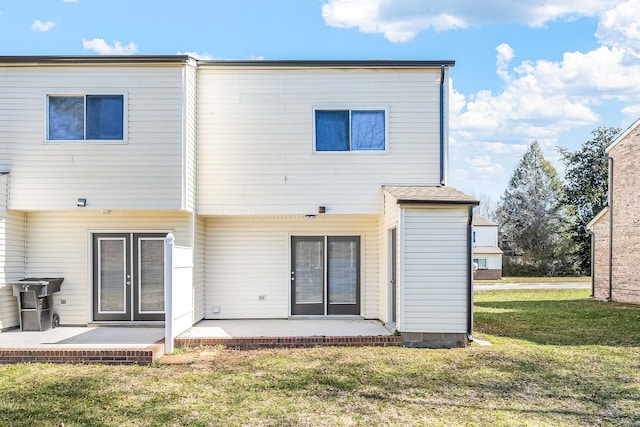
(0, 56), (478, 348)
(587, 118), (640, 304)
(472, 215), (502, 280)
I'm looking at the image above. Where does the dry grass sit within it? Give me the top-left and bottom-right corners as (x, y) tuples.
(0, 289), (638, 426)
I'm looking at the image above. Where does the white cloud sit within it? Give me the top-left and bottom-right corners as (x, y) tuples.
(31, 20), (56, 32)
(496, 43), (514, 82)
(596, 0), (640, 56)
(82, 38), (138, 55)
(483, 142), (529, 155)
(177, 51), (217, 60)
(466, 155), (504, 176)
(63, 0), (79, 2)
(322, 0), (619, 42)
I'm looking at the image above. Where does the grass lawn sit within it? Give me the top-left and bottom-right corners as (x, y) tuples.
(474, 276), (591, 284)
(0, 289), (638, 426)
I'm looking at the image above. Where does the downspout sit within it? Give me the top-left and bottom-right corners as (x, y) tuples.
(607, 156), (614, 301)
(466, 205), (474, 342)
(439, 65), (446, 186)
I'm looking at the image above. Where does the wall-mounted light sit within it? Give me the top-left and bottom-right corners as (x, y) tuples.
(318, 206), (326, 214)
(76, 198), (87, 207)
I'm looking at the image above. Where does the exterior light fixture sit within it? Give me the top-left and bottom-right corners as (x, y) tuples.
(76, 198), (87, 207)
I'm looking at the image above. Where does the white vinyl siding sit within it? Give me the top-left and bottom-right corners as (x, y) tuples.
(401, 207), (468, 333)
(193, 215), (206, 322)
(472, 253), (501, 270)
(197, 67), (442, 215)
(184, 65), (198, 212)
(0, 66), (186, 211)
(204, 215), (379, 319)
(473, 225), (499, 247)
(378, 191), (401, 324)
(24, 211), (192, 325)
(0, 175), (26, 330)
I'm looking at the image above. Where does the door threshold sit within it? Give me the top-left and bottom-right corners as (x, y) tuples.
(289, 315), (364, 320)
(88, 322), (164, 328)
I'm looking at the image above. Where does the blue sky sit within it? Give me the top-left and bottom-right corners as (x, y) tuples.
(2, 0), (639, 201)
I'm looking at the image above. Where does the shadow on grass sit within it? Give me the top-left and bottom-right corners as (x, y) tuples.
(474, 298), (640, 347)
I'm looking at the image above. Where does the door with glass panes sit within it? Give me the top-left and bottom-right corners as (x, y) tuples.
(92, 233), (166, 321)
(291, 236), (360, 315)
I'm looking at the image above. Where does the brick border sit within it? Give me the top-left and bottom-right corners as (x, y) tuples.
(0, 343), (164, 365)
(175, 335), (403, 349)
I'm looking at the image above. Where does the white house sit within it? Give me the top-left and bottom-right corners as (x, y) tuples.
(472, 215), (502, 280)
(0, 56), (477, 348)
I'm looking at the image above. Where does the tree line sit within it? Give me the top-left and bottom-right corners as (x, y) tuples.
(487, 127), (618, 277)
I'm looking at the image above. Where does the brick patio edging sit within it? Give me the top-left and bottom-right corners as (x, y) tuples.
(0, 343), (165, 365)
(174, 335), (403, 349)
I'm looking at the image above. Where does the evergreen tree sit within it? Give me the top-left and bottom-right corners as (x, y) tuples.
(558, 126), (619, 274)
(496, 141), (573, 275)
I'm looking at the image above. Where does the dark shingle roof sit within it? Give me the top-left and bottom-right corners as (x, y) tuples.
(383, 186), (479, 205)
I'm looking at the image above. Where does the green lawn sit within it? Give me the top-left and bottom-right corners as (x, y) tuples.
(475, 276), (591, 284)
(0, 289), (638, 426)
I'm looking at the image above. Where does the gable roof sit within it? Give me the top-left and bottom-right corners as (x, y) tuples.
(586, 207), (609, 230)
(606, 116), (640, 154)
(383, 186), (479, 205)
(472, 215), (497, 226)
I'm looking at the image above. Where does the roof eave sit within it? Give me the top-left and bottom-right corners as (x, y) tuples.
(0, 55), (194, 66)
(606, 116), (640, 154)
(396, 199), (480, 206)
(197, 59), (456, 68)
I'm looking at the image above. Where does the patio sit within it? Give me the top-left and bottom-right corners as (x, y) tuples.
(0, 319), (401, 365)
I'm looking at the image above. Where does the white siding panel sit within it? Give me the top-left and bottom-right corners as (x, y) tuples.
(25, 210), (192, 325)
(378, 192), (401, 324)
(184, 65), (198, 212)
(205, 215), (379, 319)
(0, 175), (26, 329)
(0, 66), (186, 211)
(194, 215), (205, 322)
(198, 68), (442, 215)
(401, 207), (468, 333)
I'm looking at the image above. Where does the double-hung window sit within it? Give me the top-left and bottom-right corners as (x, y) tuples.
(314, 108), (387, 152)
(46, 94), (125, 142)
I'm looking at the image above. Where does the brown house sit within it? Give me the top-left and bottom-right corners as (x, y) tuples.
(587, 118), (640, 304)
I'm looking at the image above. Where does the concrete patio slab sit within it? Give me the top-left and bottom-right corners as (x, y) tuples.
(0, 326), (165, 365)
(178, 319), (392, 339)
(175, 319), (403, 349)
(0, 326), (164, 349)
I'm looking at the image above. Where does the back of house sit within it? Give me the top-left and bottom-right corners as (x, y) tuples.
(0, 56), (478, 348)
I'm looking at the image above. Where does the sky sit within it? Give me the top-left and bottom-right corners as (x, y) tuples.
(1, 0), (639, 202)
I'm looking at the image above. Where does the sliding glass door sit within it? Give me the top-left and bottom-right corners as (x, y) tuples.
(291, 236), (360, 316)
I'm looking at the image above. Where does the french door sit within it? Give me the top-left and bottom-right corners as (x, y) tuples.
(291, 236), (360, 316)
(92, 233), (166, 322)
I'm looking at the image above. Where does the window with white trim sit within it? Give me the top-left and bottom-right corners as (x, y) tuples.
(46, 94), (125, 142)
(314, 108), (387, 152)
(473, 258), (488, 269)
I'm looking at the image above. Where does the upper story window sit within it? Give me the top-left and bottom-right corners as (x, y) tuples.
(46, 94), (125, 142)
(314, 108), (387, 152)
